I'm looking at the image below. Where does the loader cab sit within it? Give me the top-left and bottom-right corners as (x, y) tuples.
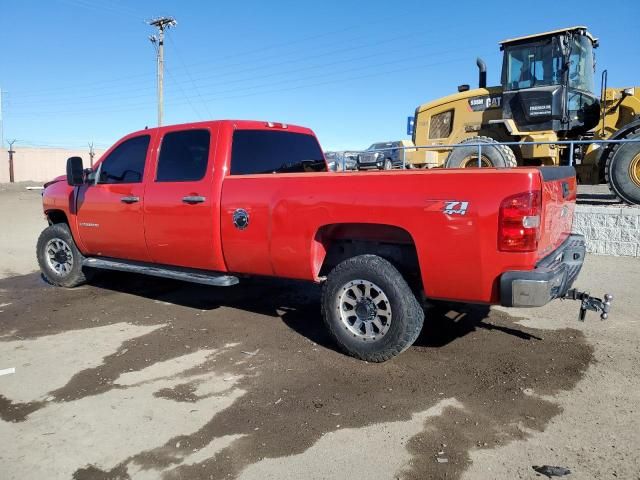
(500, 26), (600, 135)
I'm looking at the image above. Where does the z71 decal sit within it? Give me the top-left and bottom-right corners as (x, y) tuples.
(443, 201), (469, 215)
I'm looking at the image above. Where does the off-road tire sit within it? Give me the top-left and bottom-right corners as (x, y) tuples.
(37, 223), (90, 288)
(445, 136), (518, 168)
(604, 129), (640, 205)
(321, 255), (424, 362)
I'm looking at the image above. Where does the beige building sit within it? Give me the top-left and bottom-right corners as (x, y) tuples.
(0, 147), (106, 183)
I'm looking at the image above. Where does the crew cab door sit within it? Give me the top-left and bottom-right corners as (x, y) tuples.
(143, 125), (222, 270)
(75, 134), (152, 261)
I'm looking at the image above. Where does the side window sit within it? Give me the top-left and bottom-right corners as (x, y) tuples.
(156, 129), (210, 182)
(98, 135), (150, 184)
(428, 110), (454, 139)
(231, 130), (326, 175)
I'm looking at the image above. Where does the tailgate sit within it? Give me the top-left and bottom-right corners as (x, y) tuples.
(537, 166), (577, 259)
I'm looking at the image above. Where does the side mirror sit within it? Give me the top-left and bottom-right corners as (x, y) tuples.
(66, 156), (84, 186)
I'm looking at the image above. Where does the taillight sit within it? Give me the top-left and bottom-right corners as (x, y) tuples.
(498, 191), (542, 252)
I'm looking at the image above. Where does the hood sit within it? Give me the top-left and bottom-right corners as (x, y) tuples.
(44, 174), (66, 189)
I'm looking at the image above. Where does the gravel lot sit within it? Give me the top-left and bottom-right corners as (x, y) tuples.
(0, 185), (638, 479)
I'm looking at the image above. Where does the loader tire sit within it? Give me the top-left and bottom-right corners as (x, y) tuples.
(321, 255), (424, 362)
(445, 136), (518, 168)
(604, 130), (640, 205)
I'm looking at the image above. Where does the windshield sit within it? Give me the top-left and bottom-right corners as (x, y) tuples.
(368, 143), (392, 151)
(503, 41), (563, 90)
(568, 35), (595, 93)
(503, 35), (595, 93)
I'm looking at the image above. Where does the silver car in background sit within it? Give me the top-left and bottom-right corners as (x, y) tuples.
(325, 151), (358, 171)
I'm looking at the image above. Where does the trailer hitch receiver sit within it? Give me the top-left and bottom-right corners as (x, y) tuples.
(563, 289), (613, 321)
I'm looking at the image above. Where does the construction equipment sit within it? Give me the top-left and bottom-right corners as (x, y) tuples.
(407, 26), (640, 204)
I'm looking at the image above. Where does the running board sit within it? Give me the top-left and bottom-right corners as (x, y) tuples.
(82, 257), (239, 287)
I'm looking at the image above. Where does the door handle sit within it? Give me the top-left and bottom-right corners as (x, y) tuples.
(120, 196), (140, 204)
(182, 195), (206, 204)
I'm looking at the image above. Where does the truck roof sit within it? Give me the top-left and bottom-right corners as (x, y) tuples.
(125, 119), (315, 139)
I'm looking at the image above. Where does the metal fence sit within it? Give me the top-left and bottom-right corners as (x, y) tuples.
(335, 138), (640, 171)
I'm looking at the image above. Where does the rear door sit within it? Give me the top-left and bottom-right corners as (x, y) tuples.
(537, 166), (577, 258)
(143, 125), (221, 270)
(76, 134), (152, 261)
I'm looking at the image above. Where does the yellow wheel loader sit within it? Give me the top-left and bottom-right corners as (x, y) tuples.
(407, 26), (640, 204)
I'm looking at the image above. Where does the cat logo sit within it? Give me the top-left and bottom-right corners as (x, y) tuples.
(468, 95), (502, 112)
(443, 201), (469, 216)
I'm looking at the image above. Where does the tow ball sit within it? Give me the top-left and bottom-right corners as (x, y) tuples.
(563, 289), (613, 321)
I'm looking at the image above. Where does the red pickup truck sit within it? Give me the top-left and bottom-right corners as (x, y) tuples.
(38, 120), (611, 361)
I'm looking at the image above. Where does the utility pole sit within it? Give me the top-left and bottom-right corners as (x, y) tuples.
(148, 17), (176, 126)
(8, 139), (16, 183)
(88, 142), (96, 167)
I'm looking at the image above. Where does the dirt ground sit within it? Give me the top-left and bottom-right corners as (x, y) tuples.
(0, 185), (638, 480)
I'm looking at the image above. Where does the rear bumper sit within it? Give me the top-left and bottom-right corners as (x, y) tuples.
(500, 234), (585, 307)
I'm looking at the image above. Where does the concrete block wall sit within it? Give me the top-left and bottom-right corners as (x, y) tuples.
(573, 205), (640, 257)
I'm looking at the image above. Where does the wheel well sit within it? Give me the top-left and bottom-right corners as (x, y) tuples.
(314, 223), (421, 289)
(46, 210), (69, 226)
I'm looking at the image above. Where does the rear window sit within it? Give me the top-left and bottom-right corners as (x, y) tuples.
(231, 130), (326, 175)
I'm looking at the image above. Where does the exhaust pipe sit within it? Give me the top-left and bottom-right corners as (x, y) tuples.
(476, 57), (487, 89)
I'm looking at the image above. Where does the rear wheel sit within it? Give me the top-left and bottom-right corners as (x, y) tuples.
(605, 130), (640, 205)
(445, 136), (517, 168)
(37, 224), (90, 287)
(321, 255), (424, 362)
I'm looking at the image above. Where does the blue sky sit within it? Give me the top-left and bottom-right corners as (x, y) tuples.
(1, 0), (638, 151)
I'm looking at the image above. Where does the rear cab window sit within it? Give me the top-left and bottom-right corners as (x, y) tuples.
(230, 130), (326, 175)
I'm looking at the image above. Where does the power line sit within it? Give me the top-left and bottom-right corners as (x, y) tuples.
(58, 0), (145, 21)
(4, 55), (475, 118)
(10, 19), (472, 102)
(165, 65), (204, 120)
(8, 30), (419, 102)
(167, 30), (213, 119)
(8, 19), (397, 99)
(6, 42), (485, 116)
(7, 38), (482, 110)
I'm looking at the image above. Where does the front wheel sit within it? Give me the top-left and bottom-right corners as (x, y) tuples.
(321, 255), (424, 362)
(383, 158), (393, 170)
(36, 223), (91, 287)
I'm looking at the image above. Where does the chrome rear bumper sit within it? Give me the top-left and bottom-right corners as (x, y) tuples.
(500, 234), (585, 308)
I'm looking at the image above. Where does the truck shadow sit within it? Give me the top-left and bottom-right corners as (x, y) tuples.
(0, 271), (541, 351)
(85, 271), (543, 350)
